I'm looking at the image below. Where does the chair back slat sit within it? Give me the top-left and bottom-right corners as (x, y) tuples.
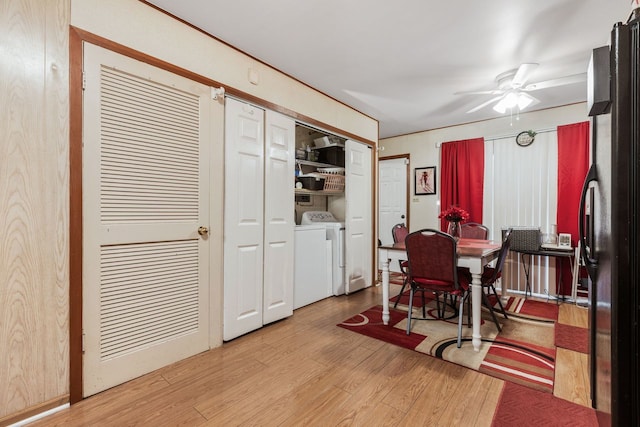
(392, 223), (409, 244)
(486, 228), (513, 283)
(405, 229), (458, 288)
(460, 222), (489, 240)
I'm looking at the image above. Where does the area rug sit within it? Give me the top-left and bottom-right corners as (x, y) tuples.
(492, 382), (597, 426)
(555, 323), (589, 354)
(339, 295), (559, 393)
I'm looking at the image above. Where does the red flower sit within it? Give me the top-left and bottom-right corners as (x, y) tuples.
(438, 206), (470, 222)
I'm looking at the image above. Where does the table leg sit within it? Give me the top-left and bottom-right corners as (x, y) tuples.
(381, 258), (390, 325)
(471, 272), (482, 352)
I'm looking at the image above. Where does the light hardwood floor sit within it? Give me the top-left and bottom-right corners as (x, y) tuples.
(31, 285), (590, 426)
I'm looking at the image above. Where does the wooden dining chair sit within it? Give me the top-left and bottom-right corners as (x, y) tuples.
(459, 228), (513, 332)
(479, 228), (513, 330)
(391, 223), (410, 308)
(404, 229), (470, 347)
(460, 222), (489, 240)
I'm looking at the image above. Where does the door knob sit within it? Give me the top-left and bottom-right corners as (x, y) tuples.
(198, 226), (209, 236)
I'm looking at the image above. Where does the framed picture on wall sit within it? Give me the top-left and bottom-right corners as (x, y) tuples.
(415, 166), (436, 195)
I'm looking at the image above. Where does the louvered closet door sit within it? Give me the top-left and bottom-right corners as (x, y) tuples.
(82, 44), (210, 397)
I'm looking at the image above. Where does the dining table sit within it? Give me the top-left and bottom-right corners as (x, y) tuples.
(378, 237), (502, 352)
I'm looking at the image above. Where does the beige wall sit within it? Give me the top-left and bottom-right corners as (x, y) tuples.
(0, 0), (378, 422)
(380, 103), (589, 232)
(0, 0), (71, 421)
(71, 0), (378, 143)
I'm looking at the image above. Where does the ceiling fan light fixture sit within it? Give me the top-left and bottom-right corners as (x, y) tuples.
(493, 99), (507, 113)
(493, 92), (534, 114)
(503, 91), (519, 108)
(517, 93), (533, 110)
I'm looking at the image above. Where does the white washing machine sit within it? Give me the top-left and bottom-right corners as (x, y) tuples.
(300, 211), (346, 296)
(293, 224), (331, 309)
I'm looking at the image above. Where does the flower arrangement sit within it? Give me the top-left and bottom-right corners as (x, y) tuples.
(438, 205), (470, 222)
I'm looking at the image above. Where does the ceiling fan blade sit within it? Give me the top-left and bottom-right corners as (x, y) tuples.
(466, 95), (504, 113)
(455, 89), (504, 96)
(522, 73), (587, 91)
(512, 63), (539, 88)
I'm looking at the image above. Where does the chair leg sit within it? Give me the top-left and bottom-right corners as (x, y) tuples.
(434, 292), (442, 318)
(393, 276), (408, 309)
(457, 293), (468, 348)
(421, 290), (426, 318)
(490, 284), (508, 319)
(482, 291), (502, 332)
(406, 287), (415, 335)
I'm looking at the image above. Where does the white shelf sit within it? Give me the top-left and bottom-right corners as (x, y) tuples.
(310, 143), (345, 150)
(294, 188), (344, 196)
(296, 159), (337, 168)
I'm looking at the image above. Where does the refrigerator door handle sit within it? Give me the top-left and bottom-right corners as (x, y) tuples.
(579, 163), (598, 279)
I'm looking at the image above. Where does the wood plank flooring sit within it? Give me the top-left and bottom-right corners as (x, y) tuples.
(31, 285), (591, 426)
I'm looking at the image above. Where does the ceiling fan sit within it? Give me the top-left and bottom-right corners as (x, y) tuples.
(458, 63), (587, 114)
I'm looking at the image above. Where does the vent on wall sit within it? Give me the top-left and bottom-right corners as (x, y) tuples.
(100, 66), (200, 223)
(99, 240), (199, 360)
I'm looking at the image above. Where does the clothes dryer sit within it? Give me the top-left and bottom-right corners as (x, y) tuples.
(300, 211), (346, 295)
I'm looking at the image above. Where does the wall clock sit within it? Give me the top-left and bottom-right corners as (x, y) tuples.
(516, 130), (536, 147)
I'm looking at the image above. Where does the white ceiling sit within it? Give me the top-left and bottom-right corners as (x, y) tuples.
(145, 0), (633, 138)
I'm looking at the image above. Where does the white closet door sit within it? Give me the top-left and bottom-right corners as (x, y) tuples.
(82, 44), (210, 397)
(263, 111), (295, 324)
(345, 140), (373, 294)
(223, 98), (265, 340)
(379, 158), (408, 246)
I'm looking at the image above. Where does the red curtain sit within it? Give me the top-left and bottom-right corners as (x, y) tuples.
(556, 121), (590, 295)
(440, 138), (485, 230)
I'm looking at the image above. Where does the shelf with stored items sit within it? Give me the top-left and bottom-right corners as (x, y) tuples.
(294, 124), (346, 196)
(295, 159), (336, 169)
(294, 187), (343, 195)
(310, 142), (345, 167)
(295, 167), (345, 194)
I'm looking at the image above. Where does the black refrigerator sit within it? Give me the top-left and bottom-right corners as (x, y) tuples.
(581, 8), (640, 427)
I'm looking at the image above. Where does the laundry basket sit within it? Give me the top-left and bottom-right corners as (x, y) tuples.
(319, 173), (345, 192)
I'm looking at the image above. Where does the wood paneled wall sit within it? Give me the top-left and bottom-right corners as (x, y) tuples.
(0, 0), (70, 421)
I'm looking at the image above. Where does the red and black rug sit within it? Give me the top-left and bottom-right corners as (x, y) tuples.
(339, 289), (559, 393)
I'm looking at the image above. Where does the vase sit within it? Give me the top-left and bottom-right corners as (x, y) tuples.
(447, 221), (461, 240)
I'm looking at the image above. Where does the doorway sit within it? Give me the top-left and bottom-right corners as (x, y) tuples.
(378, 156), (410, 246)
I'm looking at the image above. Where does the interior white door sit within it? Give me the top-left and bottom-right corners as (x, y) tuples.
(378, 158), (408, 245)
(262, 110), (295, 324)
(224, 98), (265, 340)
(82, 44), (210, 397)
(345, 140), (373, 294)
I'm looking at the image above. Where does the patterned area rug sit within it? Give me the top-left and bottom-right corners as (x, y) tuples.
(339, 289), (559, 393)
(492, 382), (598, 426)
(555, 323), (590, 354)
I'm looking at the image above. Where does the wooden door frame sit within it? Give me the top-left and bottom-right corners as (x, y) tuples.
(379, 154), (411, 231)
(68, 27), (234, 404)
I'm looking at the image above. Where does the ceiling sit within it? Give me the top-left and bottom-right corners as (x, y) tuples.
(145, 0), (633, 138)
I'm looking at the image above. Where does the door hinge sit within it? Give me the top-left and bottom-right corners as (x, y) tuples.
(82, 71), (86, 90)
(82, 331), (85, 353)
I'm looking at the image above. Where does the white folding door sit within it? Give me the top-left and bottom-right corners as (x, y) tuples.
(223, 98), (295, 340)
